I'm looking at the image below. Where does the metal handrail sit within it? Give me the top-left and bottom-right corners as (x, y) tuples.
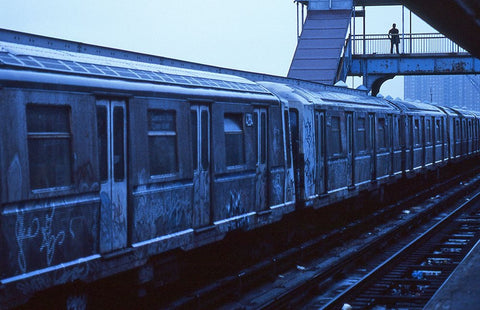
(352, 33), (467, 55)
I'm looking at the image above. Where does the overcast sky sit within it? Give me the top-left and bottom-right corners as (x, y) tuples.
(0, 1), (437, 98)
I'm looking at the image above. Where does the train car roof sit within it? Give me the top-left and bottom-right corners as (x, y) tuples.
(0, 41), (271, 95)
(259, 81), (397, 111)
(447, 106), (480, 118)
(387, 98), (446, 115)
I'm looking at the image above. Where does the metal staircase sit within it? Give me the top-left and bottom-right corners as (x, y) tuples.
(288, 1), (353, 85)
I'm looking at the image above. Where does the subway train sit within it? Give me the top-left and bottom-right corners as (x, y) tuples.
(0, 29), (479, 308)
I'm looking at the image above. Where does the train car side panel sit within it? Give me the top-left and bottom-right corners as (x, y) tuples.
(267, 105), (293, 207)
(302, 104), (316, 199)
(129, 97), (194, 243)
(314, 110), (327, 195)
(212, 102), (256, 222)
(1, 89), (30, 202)
(353, 112), (372, 186)
(424, 117), (433, 166)
(0, 89), (99, 278)
(326, 111), (348, 192)
(392, 114), (402, 175)
(375, 113), (391, 180)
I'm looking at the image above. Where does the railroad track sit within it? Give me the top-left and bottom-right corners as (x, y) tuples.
(319, 188), (480, 310)
(158, 171), (480, 310)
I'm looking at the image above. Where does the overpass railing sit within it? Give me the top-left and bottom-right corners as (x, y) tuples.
(352, 33), (468, 55)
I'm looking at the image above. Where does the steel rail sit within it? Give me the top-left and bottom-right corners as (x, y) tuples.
(321, 188), (480, 310)
(162, 168), (480, 309)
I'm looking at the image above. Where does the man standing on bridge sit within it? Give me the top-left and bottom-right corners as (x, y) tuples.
(388, 23), (400, 54)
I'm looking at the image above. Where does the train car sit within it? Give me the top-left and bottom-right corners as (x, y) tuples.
(1, 28), (479, 309)
(387, 99), (450, 174)
(441, 107), (477, 159)
(260, 84), (480, 212)
(259, 82), (405, 208)
(0, 31), (296, 308)
(447, 108), (480, 156)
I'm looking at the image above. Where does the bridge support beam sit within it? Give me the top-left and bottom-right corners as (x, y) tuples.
(365, 74), (396, 96)
(349, 53), (480, 96)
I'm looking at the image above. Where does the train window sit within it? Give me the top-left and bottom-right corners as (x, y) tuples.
(356, 117), (366, 152)
(474, 119), (478, 139)
(329, 116), (342, 155)
(393, 116), (400, 149)
(260, 112), (266, 164)
(97, 106), (108, 182)
(191, 110), (198, 171)
(148, 110), (178, 176)
(414, 119), (420, 146)
(320, 113), (325, 156)
(201, 110), (209, 169)
(406, 117), (411, 148)
(289, 109), (300, 163)
(27, 105), (72, 189)
(435, 119), (442, 143)
(224, 113), (245, 167)
(113, 107), (125, 181)
(442, 118), (446, 143)
(377, 118), (386, 149)
(369, 114), (375, 149)
(254, 110), (267, 165)
(455, 120), (460, 140)
(284, 111), (292, 168)
(425, 119), (432, 144)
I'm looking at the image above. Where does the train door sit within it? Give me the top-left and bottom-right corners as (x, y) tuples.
(432, 117), (437, 163)
(409, 115), (415, 170)
(446, 117), (451, 159)
(441, 118), (446, 160)
(454, 118), (460, 157)
(254, 108), (268, 211)
(315, 111), (327, 194)
(191, 105), (211, 228)
(400, 115), (407, 172)
(346, 113), (354, 188)
(97, 99), (128, 253)
(468, 119), (473, 154)
(289, 109), (301, 200)
(388, 114), (394, 175)
(368, 113), (376, 181)
(421, 116), (426, 167)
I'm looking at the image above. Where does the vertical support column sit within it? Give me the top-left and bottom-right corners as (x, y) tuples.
(365, 74), (396, 96)
(402, 5), (405, 54)
(296, 1), (308, 40)
(409, 9), (413, 54)
(297, 2), (300, 40)
(363, 5), (366, 55)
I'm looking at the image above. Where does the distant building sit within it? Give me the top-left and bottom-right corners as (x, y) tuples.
(404, 75), (480, 111)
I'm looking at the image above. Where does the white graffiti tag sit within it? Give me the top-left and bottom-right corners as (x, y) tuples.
(40, 207), (66, 266)
(226, 190), (242, 214)
(15, 206), (66, 273)
(15, 213), (40, 273)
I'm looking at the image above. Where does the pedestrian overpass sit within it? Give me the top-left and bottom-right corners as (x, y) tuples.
(288, 0), (480, 95)
(343, 33), (480, 95)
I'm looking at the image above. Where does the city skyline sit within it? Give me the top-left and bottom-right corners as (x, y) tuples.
(405, 75), (480, 111)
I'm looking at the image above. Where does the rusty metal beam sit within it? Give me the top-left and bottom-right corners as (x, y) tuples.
(354, 0), (402, 5)
(350, 53), (480, 76)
